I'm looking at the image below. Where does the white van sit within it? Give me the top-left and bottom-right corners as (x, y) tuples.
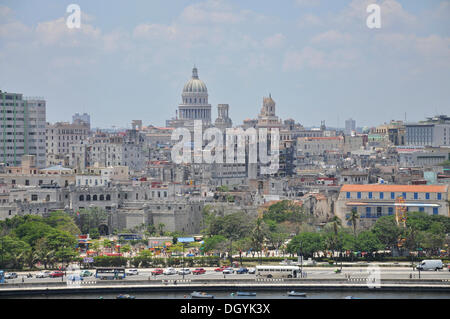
(416, 260), (443, 271)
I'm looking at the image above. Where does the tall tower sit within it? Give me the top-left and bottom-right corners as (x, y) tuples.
(257, 94), (282, 129)
(215, 104), (232, 131)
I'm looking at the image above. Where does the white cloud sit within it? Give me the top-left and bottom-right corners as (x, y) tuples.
(34, 17), (101, 47)
(133, 23), (177, 41)
(283, 47), (359, 71)
(294, 0), (320, 6)
(311, 30), (353, 45)
(297, 13), (323, 29)
(180, 0), (247, 25)
(262, 33), (286, 49)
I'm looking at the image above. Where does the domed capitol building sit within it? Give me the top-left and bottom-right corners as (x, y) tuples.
(167, 66), (215, 129)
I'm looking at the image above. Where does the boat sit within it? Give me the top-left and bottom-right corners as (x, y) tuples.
(344, 296), (361, 299)
(288, 291), (307, 297)
(236, 292), (256, 296)
(190, 291), (215, 299)
(116, 294), (136, 299)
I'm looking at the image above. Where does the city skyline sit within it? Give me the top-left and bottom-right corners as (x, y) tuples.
(1, 0), (449, 129)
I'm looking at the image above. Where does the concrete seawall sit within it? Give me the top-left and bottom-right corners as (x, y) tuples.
(1, 278), (450, 296)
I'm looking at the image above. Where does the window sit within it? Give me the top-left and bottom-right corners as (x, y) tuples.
(31, 194), (38, 201)
(425, 193), (430, 200)
(419, 207), (424, 212)
(437, 193), (442, 200)
(346, 192), (350, 199)
(377, 207), (382, 217)
(391, 192), (395, 199)
(433, 207), (438, 215)
(379, 192), (384, 199)
(414, 193), (418, 200)
(388, 207), (393, 215)
(368, 192), (372, 199)
(366, 207), (371, 217)
(402, 192), (407, 199)
(79, 195), (84, 201)
(357, 192), (361, 199)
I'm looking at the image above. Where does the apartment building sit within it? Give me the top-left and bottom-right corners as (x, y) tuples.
(0, 90), (46, 167)
(336, 184), (449, 228)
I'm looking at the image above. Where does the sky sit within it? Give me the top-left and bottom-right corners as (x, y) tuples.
(0, 0), (449, 129)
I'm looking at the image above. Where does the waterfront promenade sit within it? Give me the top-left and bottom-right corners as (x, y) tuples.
(1, 265), (450, 296)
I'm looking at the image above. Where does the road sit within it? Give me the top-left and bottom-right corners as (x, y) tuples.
(3, 266), (450, 284)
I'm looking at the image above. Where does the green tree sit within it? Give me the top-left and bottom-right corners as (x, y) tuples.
(214, 212), (252, 264)
(287, 232), (324, 258)
(0, 235), (31, 269)
(355, 231), (383, 254)
(202, 235), (227, 255)
(250, 218), (269, 262)
(372, 216), (402, 249)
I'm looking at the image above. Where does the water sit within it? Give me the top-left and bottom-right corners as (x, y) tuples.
(6, 290), (450, 299)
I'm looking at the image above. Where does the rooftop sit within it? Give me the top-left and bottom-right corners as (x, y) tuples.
(341, 184), (448, 193)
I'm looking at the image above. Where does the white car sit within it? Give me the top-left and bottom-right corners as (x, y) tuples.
(126, 269), (139, 276)
(248, 267), (256, 274)
(163, 267), (177, 275)
(178, 268), (191, 275)
(36, 271), (51, 278)
(223, 267), (234, 274)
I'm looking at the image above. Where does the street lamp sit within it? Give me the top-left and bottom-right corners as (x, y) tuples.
(298, 241), (303, 278)
(182, 242), (185, 280)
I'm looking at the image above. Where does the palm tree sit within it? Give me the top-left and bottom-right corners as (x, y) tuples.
(251, 218), (267, 265)
(329, 216), (342, 270)
(346, 209), (360, 238)
(157, 223), (166, 236)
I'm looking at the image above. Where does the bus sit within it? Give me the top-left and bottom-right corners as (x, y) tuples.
(95, 267), (126, 280)
(0, 270), (4, 283)
(255, 266), (301, 279)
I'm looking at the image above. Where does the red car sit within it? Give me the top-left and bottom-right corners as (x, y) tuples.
(49, 271), (64, 278)
(192, 268), (206, 275)
(151, 268), (164, 275)
(214, 266), (226, 272)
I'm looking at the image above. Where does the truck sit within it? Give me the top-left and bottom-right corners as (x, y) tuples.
(416, 260), (443, 271)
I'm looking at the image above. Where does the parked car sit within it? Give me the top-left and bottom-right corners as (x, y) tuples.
(4, 272), (18, 279)
(49, 271), (64, 278)
(67, 274), (83, 281)
(223, 267), (234, 274)
(416, 260), (443, 271)
(236, 267), (249, 274)
(126, 269), (139, 276)
(178, 268), (191, 275)
(80, 270), (93, 277)
(192, 268), (206, 275)
(248, 267), (256, 274)
(163, 267), (177, 275)
(36, 271), (51, 278)
(151, 268), (164, 275)
(214, 266), (226, 272)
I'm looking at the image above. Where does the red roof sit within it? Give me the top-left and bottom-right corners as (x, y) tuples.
(341, 184), (448, 193)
